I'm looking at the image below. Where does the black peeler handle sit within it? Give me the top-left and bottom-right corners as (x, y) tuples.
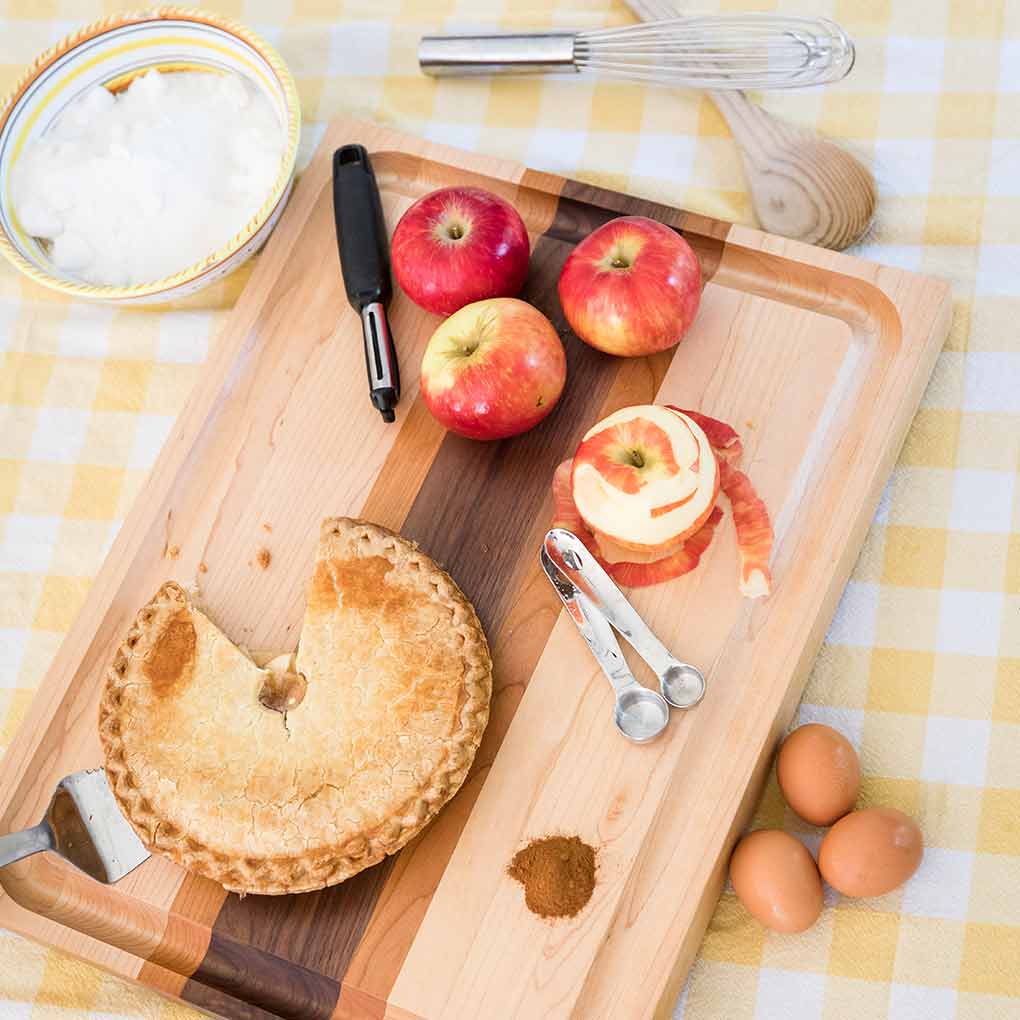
(332, 144), (400, 422)
(332, 144), (391, 311)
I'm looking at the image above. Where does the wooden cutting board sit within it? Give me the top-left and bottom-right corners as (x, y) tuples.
(0, 117), (951, 1020)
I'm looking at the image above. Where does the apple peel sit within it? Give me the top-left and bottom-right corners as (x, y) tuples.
(667, 406), (743, 465)
(719, 460), (772, 598)
(551, 407), (773, 596)
(609, 507), (723, 588)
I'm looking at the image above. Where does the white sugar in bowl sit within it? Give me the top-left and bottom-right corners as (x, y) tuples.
(0, 8), (300, 303)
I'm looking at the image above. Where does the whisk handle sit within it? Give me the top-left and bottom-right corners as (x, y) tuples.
(419, 32), (578, 76)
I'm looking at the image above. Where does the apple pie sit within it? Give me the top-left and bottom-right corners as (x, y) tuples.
(98, 518), (492, 895)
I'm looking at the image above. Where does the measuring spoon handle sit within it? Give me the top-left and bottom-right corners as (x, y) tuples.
(540, 549), (639, 698)
(545, 530), (677, 674)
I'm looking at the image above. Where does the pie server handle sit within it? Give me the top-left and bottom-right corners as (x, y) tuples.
(0, 770), (336, 1020)
(0, 822), (54, 868)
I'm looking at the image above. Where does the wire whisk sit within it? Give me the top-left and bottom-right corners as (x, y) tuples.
(420, 15), (855, 91)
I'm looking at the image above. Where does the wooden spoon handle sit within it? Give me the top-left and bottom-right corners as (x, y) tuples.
(623, 0), (876, 250)
(707, 88), (799, 161)
(625, 0), (681, 24)
(706, 89), (875, 249)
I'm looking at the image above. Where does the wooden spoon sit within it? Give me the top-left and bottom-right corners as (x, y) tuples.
(625, 0), (876, 250)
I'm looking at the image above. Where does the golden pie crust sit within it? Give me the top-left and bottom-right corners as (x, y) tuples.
(98, 518), (492, 895)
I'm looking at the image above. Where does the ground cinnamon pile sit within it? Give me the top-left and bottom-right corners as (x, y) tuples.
(507, 835), (597, 919)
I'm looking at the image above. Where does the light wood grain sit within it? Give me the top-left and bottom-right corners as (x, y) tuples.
(626, 0), (877, 250)
(387, 233), (944, 1019)
(575, 231), (950, 1020)
(0, 118), (950, 1020)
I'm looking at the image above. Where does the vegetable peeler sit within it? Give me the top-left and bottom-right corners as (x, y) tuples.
(332, 144), (400, 422)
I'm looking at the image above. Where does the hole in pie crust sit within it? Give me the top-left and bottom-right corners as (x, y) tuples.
(258, 669), (307, 714)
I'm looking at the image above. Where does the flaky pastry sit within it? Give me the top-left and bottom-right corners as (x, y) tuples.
(99, 518), (492, 895)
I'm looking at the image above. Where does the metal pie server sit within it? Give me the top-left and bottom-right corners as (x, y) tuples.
(544, 529), (706, 709)
(0, 768), (149, 883)
(541, 547), (670, 743)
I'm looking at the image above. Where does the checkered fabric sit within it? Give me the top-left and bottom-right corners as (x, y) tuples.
(1, 1), (1018, 1018)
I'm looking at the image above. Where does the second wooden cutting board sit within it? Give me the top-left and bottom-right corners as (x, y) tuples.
(0, 117), (951, 1020)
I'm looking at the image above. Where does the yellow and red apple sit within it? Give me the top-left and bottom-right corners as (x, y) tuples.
(557, 215), (701, 357)
(571, 404), (719, 556)
(391, 186), (531, 316)
(419, 297), (566, 441)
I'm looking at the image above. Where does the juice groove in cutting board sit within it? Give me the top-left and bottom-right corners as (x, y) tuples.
(0, 119), (952, 1020)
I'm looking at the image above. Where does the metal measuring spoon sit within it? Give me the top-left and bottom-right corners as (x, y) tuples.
(541, 548), (669, 743)
(544, 530), (707, 710)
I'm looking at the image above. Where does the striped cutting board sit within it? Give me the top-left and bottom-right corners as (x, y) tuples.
(0, 118), (951, 1020)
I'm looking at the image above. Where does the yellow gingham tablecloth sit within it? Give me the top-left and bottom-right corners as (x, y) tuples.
(1, 1), (1019, 1018)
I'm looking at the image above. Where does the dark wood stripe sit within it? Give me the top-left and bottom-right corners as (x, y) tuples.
(184, 849), (394, 996)
(180, 980), (282, 1020)
(341, 192), (681, 1009)
(337, 222), (627, 1012)
(399, 226), (619, 631)
(557, 178), (729, 285)
(186, 931), (339, 1020)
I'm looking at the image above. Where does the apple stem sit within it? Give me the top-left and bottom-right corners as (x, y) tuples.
(448, 223), (464, 240)
(629, 449), (645, 468)
(611, 255), (629, 269)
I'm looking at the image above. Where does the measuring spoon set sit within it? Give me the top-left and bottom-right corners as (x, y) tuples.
(541, 528), (705, 743)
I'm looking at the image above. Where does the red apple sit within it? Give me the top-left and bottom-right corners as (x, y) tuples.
(570, 405), (718, 555)
(391, 186), (531, 316)
(557, 215), (701, 357)
(420, 297), (566, 440)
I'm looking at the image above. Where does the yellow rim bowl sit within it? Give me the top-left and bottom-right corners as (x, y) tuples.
(0, 6), (301, 304)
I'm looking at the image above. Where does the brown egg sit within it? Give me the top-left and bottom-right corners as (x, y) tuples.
(819, 807), (923, 897)
(777, 723), (860, 826)
(729, 829), (823, 933)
